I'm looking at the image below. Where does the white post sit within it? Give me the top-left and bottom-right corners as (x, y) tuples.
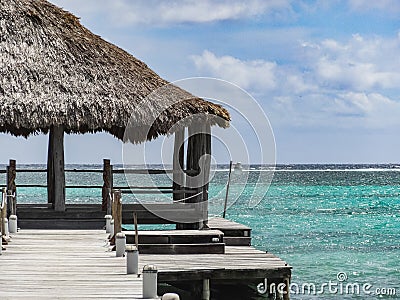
(110, 219), (114, 237)
(126, 245), (139, 274)
(116, 232), (126, 257)
(0, 232), (2, 255)
(105, 215), (112, 233)
(4, 218), (9, 238)
(9, 215), (17, 234)
(202, 279), (210, 300)
(162, 293), (180, 300)
(143, 265), (158, 299)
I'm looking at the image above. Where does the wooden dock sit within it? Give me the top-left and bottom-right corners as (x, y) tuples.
(16, 203), (204, 229)
(0, 230), (143, 299)
(0, 229), (292, 299)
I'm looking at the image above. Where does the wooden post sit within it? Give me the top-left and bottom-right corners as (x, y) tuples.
(223, 161), (233, 219)
(102, 159), (113, 212)
(185, 122), (211, 229)
(202, 124), (211, 229)
(173, 129), (185, 230)
(47, 130), (54, 207)
(6, 159), (16, 216)
(112, 190), (122, 236)
(283, 277), (291, 300)
(47, 126), (66, 212)
(133, 212), (139, 248)
(173, 129), (185, 202)
(185, 124), (200, 229)
(1, 188), (6, 239)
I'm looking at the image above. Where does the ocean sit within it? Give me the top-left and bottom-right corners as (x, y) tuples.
(1, 164), (399, 299)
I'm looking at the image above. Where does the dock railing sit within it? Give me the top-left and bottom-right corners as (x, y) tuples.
(1, 159), (202, 210)
(1, 158), (208, 229)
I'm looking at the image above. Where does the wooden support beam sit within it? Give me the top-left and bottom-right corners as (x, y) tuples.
(112, 190), (122, 236)
(185, 125), (201, 230)
(283, 277), (291, 300)
(173, 129), (185, 202)
(102, 159), (113, 213)
(6, 159), (16, 216)
(1, 188), (6, 239)
(47, 129), (54, 206)
(173, 129), (186, 230)
(202, 124), (211, 228)
(184, 122), (212, 229)
(47, 126), (66, 212)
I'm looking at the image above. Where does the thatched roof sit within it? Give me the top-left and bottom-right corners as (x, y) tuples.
(0, 0), (230, 142)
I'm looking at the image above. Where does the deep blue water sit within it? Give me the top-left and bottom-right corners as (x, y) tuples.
(1, 164), (399, 299)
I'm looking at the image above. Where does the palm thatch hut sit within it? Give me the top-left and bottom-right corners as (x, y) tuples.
(0, 0), (230, 214)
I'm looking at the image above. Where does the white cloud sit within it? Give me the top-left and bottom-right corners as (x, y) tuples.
(303, 34), (400, 91)
(51, 0), (290, 26)
(192, 33), (400, 97)
(348, 0), (400, 13)
(191, 50), (277, 90)
(191, 32), (400, 130)
(333, 92), (400, 127)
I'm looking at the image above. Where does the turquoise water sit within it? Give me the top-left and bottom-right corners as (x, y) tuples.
(1, 164), (399, 299)
(228, 168), (400, 299)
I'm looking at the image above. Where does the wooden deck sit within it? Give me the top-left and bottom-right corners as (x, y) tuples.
(0, 230), (292, 299)
(16, 203), (203, 229)
(124, 229), (225, 254)
(0, 230), (142, 299)
(209, 217), (252, 246)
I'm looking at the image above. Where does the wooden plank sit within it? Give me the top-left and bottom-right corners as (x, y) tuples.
(137, 243), (225, 254)
(122, 203), (203, 224)
(209, 217), (252, 237)
(16, 184), (48, 188)
(65, 169), (103, 173)
(126, 229), (224, 236)
(15, 205), (256, 231)
(113, 169), (171, 174)
(209, 217), (251, 230)
(223, 237), (252, 246)
(14, 169), (47, 173)
(124, 229), (224, 244)
(17, 219), (105, 230)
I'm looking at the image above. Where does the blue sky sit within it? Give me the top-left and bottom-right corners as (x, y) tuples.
(1, 0), (400, 164)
